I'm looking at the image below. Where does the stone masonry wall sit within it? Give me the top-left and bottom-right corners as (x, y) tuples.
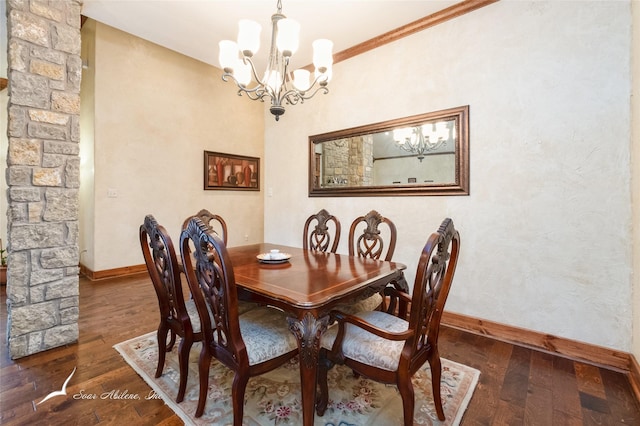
(322, 135), (373, 187)
(6, 0), (81, 359)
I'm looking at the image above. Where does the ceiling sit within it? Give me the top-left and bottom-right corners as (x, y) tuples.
(80, 0), (460, 71)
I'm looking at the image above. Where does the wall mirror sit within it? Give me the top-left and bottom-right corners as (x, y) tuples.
(309, 105), (469, 197)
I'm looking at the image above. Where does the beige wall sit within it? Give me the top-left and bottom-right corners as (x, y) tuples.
(80, 21), (265, 272)
(264, 1), (634, 351)
(80, 20), (96, 271)
(631, 0), (639, 364)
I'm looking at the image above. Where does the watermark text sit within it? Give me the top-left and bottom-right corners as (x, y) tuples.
(73, 389), (162, 401)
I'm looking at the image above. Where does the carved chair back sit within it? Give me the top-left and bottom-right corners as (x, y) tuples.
(140, 215), (186, 328)
(139, 214), (201, 402)
(348, 210), (397, 261)
(182, 209), (228, 245)
(180, 217), (244, 367)
(303, 209), (341, 253)
(406, 217), (459, 369)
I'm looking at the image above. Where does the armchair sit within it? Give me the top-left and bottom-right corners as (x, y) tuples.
(317, 218), (460, 424)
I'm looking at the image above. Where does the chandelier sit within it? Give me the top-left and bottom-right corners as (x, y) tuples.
(393, 121), (453, 162)
(218, 0), (333, 121)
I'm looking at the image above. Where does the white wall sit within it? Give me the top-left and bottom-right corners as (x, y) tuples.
(631, 0), (640, 364)
(81, 22), (265, 271)
(264, 1), (634, 351)
(80, 20), (96, 272)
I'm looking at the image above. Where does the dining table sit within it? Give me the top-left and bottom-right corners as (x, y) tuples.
(226, 243), (407, 426)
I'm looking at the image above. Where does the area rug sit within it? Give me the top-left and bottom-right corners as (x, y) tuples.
(114, 332), (479, 425)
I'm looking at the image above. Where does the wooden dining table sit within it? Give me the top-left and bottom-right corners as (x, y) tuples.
(226, 243), (407, 426)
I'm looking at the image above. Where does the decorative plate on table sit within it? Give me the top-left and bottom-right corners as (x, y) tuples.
(256, 252), (292, 264)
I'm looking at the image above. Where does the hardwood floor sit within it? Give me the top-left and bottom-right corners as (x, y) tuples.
(1, 274), (639, 425)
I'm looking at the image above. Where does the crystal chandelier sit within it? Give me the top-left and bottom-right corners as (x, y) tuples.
(218, 0), (333, 121)
(393, 121), (453, 162)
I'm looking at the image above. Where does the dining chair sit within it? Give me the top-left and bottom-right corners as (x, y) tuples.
(303, 208), (341, 253)
(339, 210), (408, 313)
(348, 209), (397, 261)
(139, 214), (203, 403)
(180, 217), (299, 422)
(181, 209), (228, 244)
(316, 218), (460, 424)
(181, 210), (255, 314)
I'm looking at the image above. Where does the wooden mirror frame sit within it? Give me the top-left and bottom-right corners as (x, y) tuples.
(308, 105), (469, 197)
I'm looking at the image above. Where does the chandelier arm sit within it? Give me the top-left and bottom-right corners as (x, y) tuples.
(297, 85), (329, 101)
(283, 85), (329, 105)
(281, 91), (301, 106)
(243, 57), (267, 89)
(395, 134), (448, 158)
(222, 72), (271, 101)
(279, 69), (330, 104)
(243, 57), (278, 100)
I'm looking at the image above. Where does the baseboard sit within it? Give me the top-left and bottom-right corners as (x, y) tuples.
(79, 263), (147, 281)
(441, 311), (632, 372)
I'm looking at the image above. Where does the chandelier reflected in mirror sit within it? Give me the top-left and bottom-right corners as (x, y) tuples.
(393, 121), (455, 162)
(218, 0), (333, 121)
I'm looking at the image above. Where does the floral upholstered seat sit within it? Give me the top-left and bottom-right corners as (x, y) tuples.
(321, 310), (408, 371)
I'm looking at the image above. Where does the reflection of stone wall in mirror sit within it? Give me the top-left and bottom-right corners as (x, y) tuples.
(374, 153), (456, 185)
(321, 135), (373, 187)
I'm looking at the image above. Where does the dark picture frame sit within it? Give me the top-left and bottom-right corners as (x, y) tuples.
(204, 151), (260, 191)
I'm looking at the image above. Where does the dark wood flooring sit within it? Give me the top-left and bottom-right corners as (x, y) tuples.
(1, 274), (638, 425)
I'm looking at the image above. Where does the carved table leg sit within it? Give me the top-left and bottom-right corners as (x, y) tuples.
(392, 271), (409, 292)
(287, 312), (330, 426)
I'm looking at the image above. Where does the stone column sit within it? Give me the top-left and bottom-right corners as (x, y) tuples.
(6, 0), (82, 359)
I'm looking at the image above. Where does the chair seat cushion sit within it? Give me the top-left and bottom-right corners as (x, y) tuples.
(185, 299), (202, 333)
(320, 310), (408, 371)
(186, 299), (255, 335)
(239, 307), (299, 365)
(333, 292), (383, 315)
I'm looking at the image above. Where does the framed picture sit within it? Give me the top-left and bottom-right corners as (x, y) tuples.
(204, 151), (260, 191)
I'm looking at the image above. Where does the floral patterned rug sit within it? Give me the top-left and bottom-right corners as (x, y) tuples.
(114, 332), (479, 425)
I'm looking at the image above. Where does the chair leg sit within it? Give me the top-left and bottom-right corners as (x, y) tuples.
(231, 373), (249, 426)
(167, 329), (177, 352)
(176, 336), (192, 403)
(316, 352), (332, 416)
(429, 350), (445, 421)
(155, 325), (169, 378)
(397, 375), (415, 426)
(195, 348), (212, 418)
